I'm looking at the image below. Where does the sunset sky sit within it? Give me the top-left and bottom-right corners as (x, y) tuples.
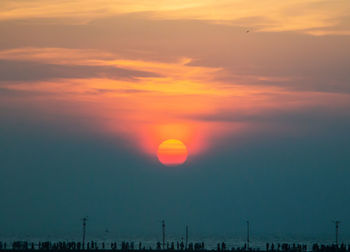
(1, 0), (350, 240)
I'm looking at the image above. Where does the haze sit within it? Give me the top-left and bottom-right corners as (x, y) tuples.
(0, 0), (349, 241)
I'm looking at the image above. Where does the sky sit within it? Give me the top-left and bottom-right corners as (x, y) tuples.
(0, 0), (350, 241)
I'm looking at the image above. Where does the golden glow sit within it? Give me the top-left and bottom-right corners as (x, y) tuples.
(0, 0), (349, 166)
(1, 46), (349, 160)
(0, 0), (349, 34)
(157, 139), (188, 166)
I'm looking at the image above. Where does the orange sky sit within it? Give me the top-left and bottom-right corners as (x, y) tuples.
(1, 0), (349, 34)
(0, 0), (349, 160)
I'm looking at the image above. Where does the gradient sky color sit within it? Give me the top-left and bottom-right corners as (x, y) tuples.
(0, 0), (350, 241)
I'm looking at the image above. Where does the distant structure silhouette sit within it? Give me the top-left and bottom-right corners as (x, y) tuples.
(185, 225), (189, 250)
(246, 221), (250, 249)
(333, 220), (341, 245)
(81, 216), (88, 249)
(162, 220), (166, 250)
(1, 217), (348, 252)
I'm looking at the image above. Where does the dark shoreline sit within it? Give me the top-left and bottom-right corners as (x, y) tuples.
(0, 242), (349, 252)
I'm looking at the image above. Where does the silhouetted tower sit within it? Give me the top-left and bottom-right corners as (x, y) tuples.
(333, 221), (340, 246)
(82, 216), (88, 249)
(162, 220), (166, 249)
(185, 225), (189, 249)
(246, 221), (250, 249)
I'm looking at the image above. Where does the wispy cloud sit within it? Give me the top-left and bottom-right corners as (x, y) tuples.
(0, 0), (349, 35)
(0, 59), (159, 82)
(1, 46), (349, 156)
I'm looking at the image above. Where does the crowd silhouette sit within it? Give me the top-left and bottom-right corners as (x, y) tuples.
(0, 241), (349, 252)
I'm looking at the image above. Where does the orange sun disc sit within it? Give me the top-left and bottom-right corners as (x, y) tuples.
(157, 139), (188, 166)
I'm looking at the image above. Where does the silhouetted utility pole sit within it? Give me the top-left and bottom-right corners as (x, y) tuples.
(185, 225), (189, 249)
(162, 220), (166, 249)
(82, 216), (88, 249)
(333, 221), (340, 246)
(246, 221), (250, 249)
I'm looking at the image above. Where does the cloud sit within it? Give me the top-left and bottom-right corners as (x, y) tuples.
(0, 87), (55, 97)
(187, 100), (350, 125)
(0, 18), (349, 95)
(1, 1), (350, 239)
(89, 88), (154, 95)
(0, 59), (159, 82)
(0, 48), (165, 84)
(0, 0), (349, 35)
(304, 15), (350, 35)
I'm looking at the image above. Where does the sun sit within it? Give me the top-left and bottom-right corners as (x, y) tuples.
(157, 139), (188, 166)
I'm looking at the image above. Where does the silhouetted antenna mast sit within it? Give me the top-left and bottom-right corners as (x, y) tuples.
(81, 216), (88, 249)
(333, 220), (340, 246)
(185, 225), (189, 249)
(246, 221), (250, 249)
(162, 220), (166, 249)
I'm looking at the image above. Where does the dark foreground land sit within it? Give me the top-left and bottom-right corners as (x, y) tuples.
(0, 241), (350, 252)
